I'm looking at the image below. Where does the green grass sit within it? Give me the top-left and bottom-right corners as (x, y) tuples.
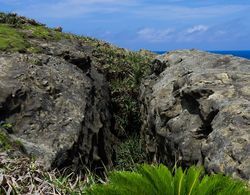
(90, 44), (153, 137)
(22, 25), (65, 40)
(115, 135), (146, 171)
(0, 130), (24, 152)
(0, 24), (30, 52)
(0, 123), (25, 152)
(0, 12), (72, 53)
(0, 131), (12, 151)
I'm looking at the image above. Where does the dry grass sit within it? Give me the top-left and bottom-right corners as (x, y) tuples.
(0, 152), (100, 194)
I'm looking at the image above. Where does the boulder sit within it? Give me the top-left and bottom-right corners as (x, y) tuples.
(0, 52), (115, 170)
(140, 50), (250, 180)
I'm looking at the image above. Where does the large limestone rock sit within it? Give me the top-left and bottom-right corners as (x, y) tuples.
(140, 50), (250, 180)
(0, 51), (115, 170)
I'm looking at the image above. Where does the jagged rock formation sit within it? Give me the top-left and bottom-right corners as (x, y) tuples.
(140, 50), (250, 180)
(0, 12), (154, 171)
(0, 50), (114, 170)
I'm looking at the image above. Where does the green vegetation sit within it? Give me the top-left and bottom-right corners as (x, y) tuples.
(0, 12), (71, 53)
(0, 24), (30, 52)
(90, 43), (154, 137)
(0, 123), (24, 152)
(0, 131), (12, 150)
(0, 12), (24, 27)
(0, 154), (99, 194)
(0, 122), (13, 151)
(22, 25), (66, 40)
(87, 164), (250, 195)
(2, 157), (249, 195)
(115, 134), (146, 171)
(0, 122), (12, 130)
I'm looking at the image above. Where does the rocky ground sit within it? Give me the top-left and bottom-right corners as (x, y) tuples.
(0, 13), (249, 193)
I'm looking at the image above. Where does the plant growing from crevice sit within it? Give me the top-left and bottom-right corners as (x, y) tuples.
(115, 135), (146, 171)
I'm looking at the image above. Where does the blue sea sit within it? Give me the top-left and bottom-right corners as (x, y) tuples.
(155, 50), (250, 60)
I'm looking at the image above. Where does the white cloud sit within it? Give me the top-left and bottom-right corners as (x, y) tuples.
(175, 24), (210, 42)
(186, 25), (209, 34)
(137, 28), (175, 42)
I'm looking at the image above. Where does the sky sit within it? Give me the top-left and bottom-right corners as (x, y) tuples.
(1, 0), (250, 51)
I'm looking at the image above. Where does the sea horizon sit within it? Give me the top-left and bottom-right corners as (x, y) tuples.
(154, 50), (250, 59)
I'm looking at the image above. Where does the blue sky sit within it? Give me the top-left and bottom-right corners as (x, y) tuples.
(1, 0), (250, 51)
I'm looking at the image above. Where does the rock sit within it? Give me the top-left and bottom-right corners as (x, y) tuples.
(54, 26), (63, 32)
(140, 49), (250, 180)
(151, 58), (169, 75)
(0, 52), (115, 170)
(137, 49), (157, 58)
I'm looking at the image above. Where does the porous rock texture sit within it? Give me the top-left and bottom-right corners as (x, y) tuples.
(0, 44), (115, 170)
(140, 50), (250, 180)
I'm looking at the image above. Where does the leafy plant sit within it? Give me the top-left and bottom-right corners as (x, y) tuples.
(1, 122), (12, 130)
(87, 164), (250, 195)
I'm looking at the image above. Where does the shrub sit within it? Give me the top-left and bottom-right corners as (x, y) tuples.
(87, 164), (250, 195)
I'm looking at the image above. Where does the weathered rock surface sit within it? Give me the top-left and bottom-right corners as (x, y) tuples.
(0, 51), (115, 170)
(140, 50), (250, 180)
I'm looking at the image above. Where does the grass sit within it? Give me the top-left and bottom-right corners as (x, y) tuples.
(0, 131), (12, 151)
(0, 24), (30, 52)
(89, 43), (154, 137)
(0, 12), (72, 53)
(0, 125), (24, 152)
(115, 134), (146, 171)
(22, 25), (66, 40)
(0, 153), (101, 194)
(1, 153), (249, 195)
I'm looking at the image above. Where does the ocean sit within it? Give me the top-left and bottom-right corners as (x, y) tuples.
(155, 50), (250, 60)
